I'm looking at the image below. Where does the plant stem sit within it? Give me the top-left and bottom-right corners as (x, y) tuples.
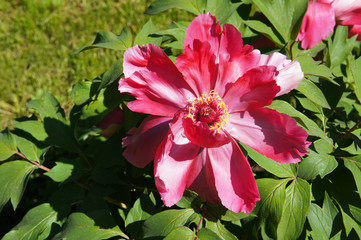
(195, 206), (207, 239)
(337, 118), (361, 142)
(17, 152), (51, 172)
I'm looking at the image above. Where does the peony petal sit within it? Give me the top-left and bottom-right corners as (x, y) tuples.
(207, 137), (260, 213)
(349, 24), (361, 40)
(222, 66), (279, 112)
(176, 40), (217, 96)
(119, 44), (195, 116)
(330, 0), (361, 18)
(337, 9), (361, 26)
(259, 52), (304, 96)
(297, 1), (335, 49)
(184, 13), (221, 52)
(154, 114), (201, 207)
(183, 117), (231, 148)
(226, 108), (311, 164)
(123, 116), (172, 168)
(216, 24), (261, 96)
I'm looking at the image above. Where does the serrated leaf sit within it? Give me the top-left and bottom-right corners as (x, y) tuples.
(255, 178), (288, 238)
(145, 0), (206, 15)
(0, 129), (17, 161)
(343, 155), (361, 199)
(298, 149), (338, 180)
(297, 78), (331, 109)
(268, 100), (333, 146)
(206, 220), (238, 240)
(53, 212), (126, 240)
(0, 160), (37, 211)
(252, 0), (308, 42)
(143, 209), (196, 238)
(75, 29), (132, 53)
(26, 91), (67, 123)
(241, 143), (295, 178)
(2, 203), (58, 240)
(134, 19), (162, 46)
(277, 178), (311, 240)
(164, 226), (196, 240)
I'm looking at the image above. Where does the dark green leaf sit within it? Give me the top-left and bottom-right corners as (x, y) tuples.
(164, 226), (196, 240)
(0, 129), (17, 161)
(75, 29), (132, 53)
(2, 203), (58, 240)
(348, 56), (361, 103)
(243, 20), (284, 46)
(252, 0), (308, 42)
(0, 160), (37, 211)
(242, 143), (296, 178)
(349, 205), (361, 225)
(143, 209), (196, 238)
(54, 212), (127, 240)
(125, 192), (156, 226)
(337, 203), (361, 238)
(297, 78), (331, 109)
(277, 178), (311, 240)
(343, 155), (361, 199)
(206, 220), (238, 240)
(254, 178), (288, 238)
(145, 0), (206, 15)
(176, 189), (202, 209)
(98, 59), (123, 91)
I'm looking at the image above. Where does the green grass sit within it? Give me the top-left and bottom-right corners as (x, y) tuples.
(0, 0), (192, 128)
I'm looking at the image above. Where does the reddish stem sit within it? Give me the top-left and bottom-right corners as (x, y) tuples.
(17, 152), (51, 172)
(195, 206), (207, 239)
(337, 118), (361, 142)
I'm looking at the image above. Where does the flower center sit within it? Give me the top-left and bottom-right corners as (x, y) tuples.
(187, 91), (229, 130)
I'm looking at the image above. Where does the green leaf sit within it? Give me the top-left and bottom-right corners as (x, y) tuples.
(143, 209), (196, 238)
(349, 205), (361, 225)
(337, 204), (361, 238)
(204, 0), (242, 25)
(277, 178), (311, 240)
(164, 226), (196, 240)
(26, 91), (67, 123)
(268, 100), (333, 146)
(134, 19), (162, 46)
(255, 178), (288, 238)
(197, 228), (222, 240)
(0, 160), (37, 211)
(327, 25), (358, 69)
(45, 161), (75, 182)
(296, 55), (338, 85)
(206, 220), (238, 240)
(243, 20), (285, 47)
(241, 143), (295, 178)
(205, 204), (254, 222)
(14, 120), (48, 141)
(71, 80), (92, 105)
(2, 203), (58, 240)
(14, 134), (46, 163)
(75, 29), (132, 53)
(343, 155), (361, 199)
(298, 149), (338, 180)
(0, 129), (17, 161)
(125, 192), (156, 226)
(297, 78), (331, 109)
(98, 59), (123, 92)
(252, 0), (308, 42)
(54, 212), (126, 240)
(348, 56), (361, 103)
(145, 0), (206, 15)
(176, 189), (202, 209)
(307, 194), (338, 240)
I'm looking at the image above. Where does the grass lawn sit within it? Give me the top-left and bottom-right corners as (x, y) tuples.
(0, 0), (192, 128)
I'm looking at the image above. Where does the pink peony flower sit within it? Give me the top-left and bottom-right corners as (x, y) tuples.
(297, 0), (361, 49)
(119, 13), (310, 213)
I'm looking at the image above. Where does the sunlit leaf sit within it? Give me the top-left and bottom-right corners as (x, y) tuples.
(145, 0), (206, 15)
(164, 226), (196, 240)
(297, 78), (330, 109)
(0, 129), (17, 161)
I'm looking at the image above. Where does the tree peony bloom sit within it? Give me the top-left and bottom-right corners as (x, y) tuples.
(297, 0), (361, 49)
(119, 13), (311, 213)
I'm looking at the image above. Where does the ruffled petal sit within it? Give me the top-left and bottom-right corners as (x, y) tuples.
(207, 137), (260, 213)
(259, 52), (304, 96)
(330, 0), (361, 18)
(119, 44), (195, 116)
(297, 1), (336, 49)
(123, 116), (172, 168)
(216, 24), (261, 96)
(154, 114), (201, 206)
(226, 108), (311, 164)
(183, 118), (231, 148)
(184, 12), (221, 52)
(176, 40), (217, 96)
(338, 8), (361, 25)
(222, 66), (279, 113)
(349, 24), (361, 40)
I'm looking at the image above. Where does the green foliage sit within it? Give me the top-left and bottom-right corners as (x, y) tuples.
(1, 0), (361, 239)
